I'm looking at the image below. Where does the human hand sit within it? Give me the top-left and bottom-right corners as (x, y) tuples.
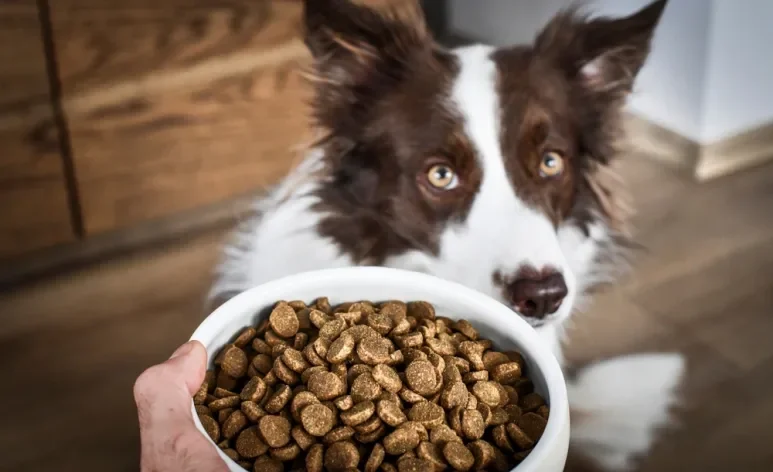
(134, 340), (229, 472)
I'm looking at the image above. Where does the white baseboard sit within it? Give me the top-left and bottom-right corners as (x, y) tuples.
(623, 112), (773, 181)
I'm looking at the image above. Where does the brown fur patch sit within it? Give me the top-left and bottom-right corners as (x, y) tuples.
(302, 0), (484, 262)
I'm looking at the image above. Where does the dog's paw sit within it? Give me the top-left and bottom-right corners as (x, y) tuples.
(567, 353), (686, 471)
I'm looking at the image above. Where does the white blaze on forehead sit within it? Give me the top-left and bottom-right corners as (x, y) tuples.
(429, 44), (575, 316)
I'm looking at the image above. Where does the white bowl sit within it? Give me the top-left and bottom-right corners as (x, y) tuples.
(190, 267), (569, 472)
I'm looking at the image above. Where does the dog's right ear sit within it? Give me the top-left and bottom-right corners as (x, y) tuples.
(302, 0), (428, 85)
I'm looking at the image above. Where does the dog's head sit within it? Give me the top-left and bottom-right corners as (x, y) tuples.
(304, 0), (667, 327)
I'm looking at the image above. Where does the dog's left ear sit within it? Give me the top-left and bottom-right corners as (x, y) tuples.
(536, 0), (668, 95)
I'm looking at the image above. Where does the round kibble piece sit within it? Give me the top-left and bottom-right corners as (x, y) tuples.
(218, 408), (234, 424)
(452, 319), (478, 340)
(270, 443), (301, 462)
(384, 428), (421, 455)
(324, 441), (360, 470)
(398, 457), (433, 472)
(430, 424), (462, 447)
(358, 336), (392, 365)
(483, 351), (510, 371)
(401, 421), (429, 442)
(222, 410), (248, 440)
(301, 403), (336, 437)
(367, 312), (393, 335)
(282, 348), (310, 373)
(252, 354), (273, 375)
(308, 371), (345, 401)
(506, 422), (535, 449)
(372, 364), (402, 393)
(351, 373), (382, 402)
(306, 443), (324, 472)
(335, 395), (354, 411)
(340, 400), (375, 426)
(472, 381), (501, 407)
(378, 399), (408, 427)
(408, 401), (445, 428)
(400, 387), (425, 404)
(235, 426), (269, 459)
(240, 377), (267, 403)
(258, 415), (291, 448)
(327, 333), (355, 363)
(365, 442), (386, 472)
(223, 448), (240, 462)
(213, 387), (237, 399)
(319, 319), (346, 339)
(492, 424), (514, 452)
(291, 424), (316, 451)
(253, 456), (283, 472)
(355, 415), (382, 434)
(324, 425), (355, 445)
(417, 441), (446, 469)
(233, 327), (257, 348)
(347, 363), (371, 385)
(198, 414), (220, 443)
(443, 442), (475, 471)
(290, 391), (319, 421)
(461, 409), (485, 440)
(345, 324), (380, 342)
(492, 362), (522, 385)
(221, 345), (248, 378)
(441, 382), (468, 410)
(405, 361), (438, 396)
(241, 401), (267, 423)
(269, 302), (300, 338)
(463, 371), (488, 383)
(407, 301), (435, 320)
(356, 424), (387, 444)
(468, 440), (496, 470)
(264, 384), (293, 414)
(209, 395), (240, 411)
(520, 392), (547, 411)
(517, 412), (548, 441)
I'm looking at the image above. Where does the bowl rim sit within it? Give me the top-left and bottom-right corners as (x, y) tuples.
(190, 266), (568, 470)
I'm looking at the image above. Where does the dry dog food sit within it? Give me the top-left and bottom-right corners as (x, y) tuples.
(194, 299), (549, 471)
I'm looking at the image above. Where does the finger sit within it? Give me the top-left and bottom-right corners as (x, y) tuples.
(134, 341), (207, 430)
(163, 340), (208, 396)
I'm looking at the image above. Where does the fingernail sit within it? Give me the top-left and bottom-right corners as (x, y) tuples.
(170, 341), (195, 360)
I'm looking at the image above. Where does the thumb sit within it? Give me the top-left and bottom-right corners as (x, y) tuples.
(134, 341), (208, 430)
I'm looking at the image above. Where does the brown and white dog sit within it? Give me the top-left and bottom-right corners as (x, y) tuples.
(211, 0), (684, 469)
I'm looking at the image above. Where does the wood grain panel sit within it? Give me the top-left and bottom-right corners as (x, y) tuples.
(50, 0), (413, 236)
(50, 0), (313, 235)
(0, 1), (76, 260)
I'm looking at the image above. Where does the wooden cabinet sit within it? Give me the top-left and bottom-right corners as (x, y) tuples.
(0, 1), (76, 261)
(0, 0), (411, 272)
(50, 0), (314, 235)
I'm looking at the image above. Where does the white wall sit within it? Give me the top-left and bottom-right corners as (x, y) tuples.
(448, 0), (773, 144)
(702, 0), (773, 143)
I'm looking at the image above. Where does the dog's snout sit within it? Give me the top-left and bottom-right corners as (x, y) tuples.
(506, 269), (568, 319)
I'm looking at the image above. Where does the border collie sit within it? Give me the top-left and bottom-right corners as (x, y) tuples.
(211, 0), (685, 469)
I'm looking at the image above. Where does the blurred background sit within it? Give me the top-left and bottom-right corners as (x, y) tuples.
(0, 0), (771, 471)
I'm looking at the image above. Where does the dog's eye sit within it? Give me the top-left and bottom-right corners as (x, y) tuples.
(426, 164), (459, 190)
(539, 151), (565, 178)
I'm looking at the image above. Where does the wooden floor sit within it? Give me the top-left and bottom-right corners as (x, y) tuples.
(1, 158), (772, 472)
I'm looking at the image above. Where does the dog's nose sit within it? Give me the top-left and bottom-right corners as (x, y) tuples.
(506, 270), (568, 319)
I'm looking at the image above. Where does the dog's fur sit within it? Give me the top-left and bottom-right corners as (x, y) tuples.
(210, 0), (685, 469)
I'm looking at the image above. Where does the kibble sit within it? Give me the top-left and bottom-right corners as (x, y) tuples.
(194, 298), (548, 471)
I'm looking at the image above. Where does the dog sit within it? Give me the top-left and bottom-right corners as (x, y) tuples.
(210, 0), (685, 469)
